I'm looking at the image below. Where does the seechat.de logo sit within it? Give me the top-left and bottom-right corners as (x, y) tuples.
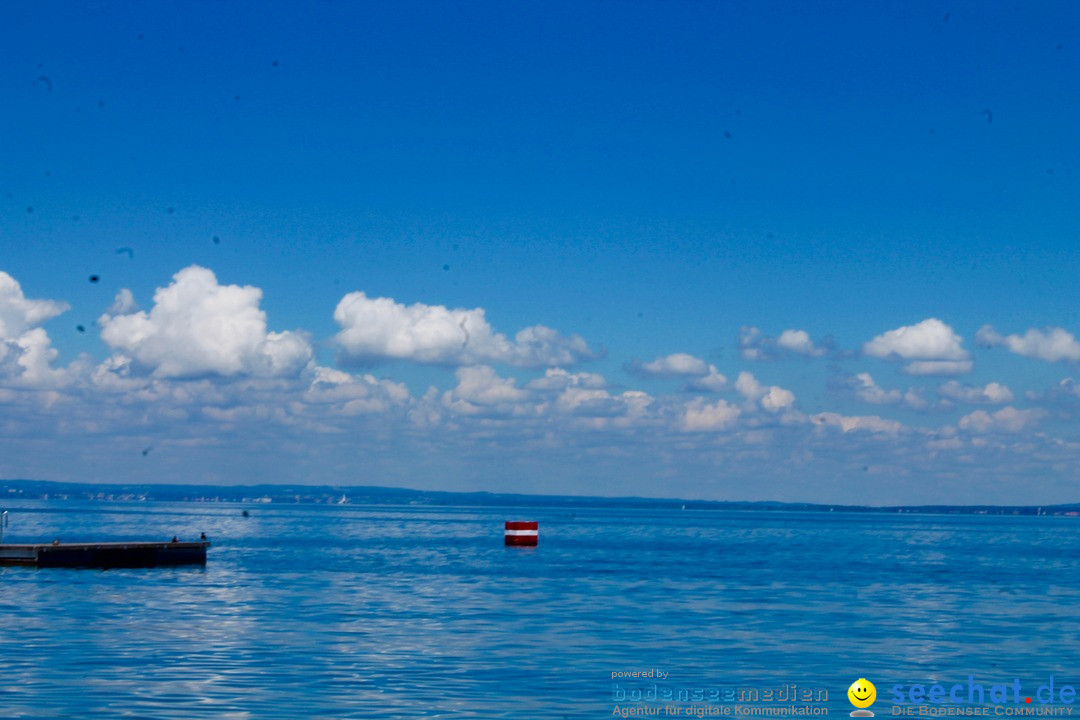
(849, 678), (877, 717)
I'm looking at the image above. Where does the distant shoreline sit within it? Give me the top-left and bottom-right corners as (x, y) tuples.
(2, 478), (1077, 517)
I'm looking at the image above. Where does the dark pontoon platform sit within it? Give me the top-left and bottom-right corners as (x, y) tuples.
(0, 540), (210, 568)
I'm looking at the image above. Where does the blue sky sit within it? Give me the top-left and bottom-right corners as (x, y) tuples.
(2, 0), (1079, 504)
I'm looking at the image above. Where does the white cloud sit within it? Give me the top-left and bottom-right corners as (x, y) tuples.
(976, 325), (1080, 363)
(615, 391), (654, 426)
(739, 327), (765, 360)
(1053, 378), (1080, 399)
(628, 352), (728, 392)
(442, 365), (531, 415)
(864, 318), (967, 359)
(8, 263), (1080, 499)
(851, 373), (902, 404)
(635, 353), (709, 377)
(734, 371), (795, 412)
(864, 318), (968, 360)
(682, 397), (741, 431)
(451, 365), (528, 405)
(98, 265), (313, 378)
(333, 291), (595, 368)
(685, 365), (728, 392)
(526, 367), (607, 391)
(107, 289), (137, 315)
(863, 319), (971, 375)
(1026, 378), (1080, 408)
(902, 360), (974, 376)
(811, 412), (903, 435)
(761, 386), (795, 412)
(740, 326), (826, 360)
(0, 272), (69, 338)
(0, 272), (71, 388)
(554, 387), (626, 417)
(303, 366), (410, 415)
(958, 406), (1043, 433)
(848, 372), (928, 408)
(734, 371), (763, 399)
(5, 328), (66, 387)
(938, 380), (1013, 404)
(439, 365), (653, 423)
(776, 329), (827, 357)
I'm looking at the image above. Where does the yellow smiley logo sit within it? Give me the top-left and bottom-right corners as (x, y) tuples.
(848, 678), (876, 716)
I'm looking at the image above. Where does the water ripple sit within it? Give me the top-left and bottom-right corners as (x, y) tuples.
(1, 502), (1078, 717)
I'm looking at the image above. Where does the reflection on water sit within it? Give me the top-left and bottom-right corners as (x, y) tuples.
(1, 502), (1078, 718)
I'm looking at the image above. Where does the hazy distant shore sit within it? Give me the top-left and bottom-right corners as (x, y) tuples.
(2, 478), (1077, 517)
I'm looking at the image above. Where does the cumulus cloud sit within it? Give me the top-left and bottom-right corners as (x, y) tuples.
(0, 271), (71, 387)
(902, 360), (973, 376)
(685, 366), (729, 392)
(549, 385), (654, 424)
(740, 327), (826, 360)
(2, 328), (66, 387)
(761, 386), (795, 412)
(303, 366), (410, 415)
(864, 318), (968, 360)
(441, 365), (532, 416)
(1043, 378), (1080, 402)
(863, 318), (971, 375)
(739, 327), (765, 360)
(958, 406), (1043, 433)
(436, 364), (656, 423)
(554, 387), (627, 417)
(632, 353), (709, 377)
(811, 412), (903, 435)
(776, 329), (827, 357)
(627, 352), (728, 392)
(734, 371), (795, 412)
(9, 262), (1079, 494)
(849, 373), (927, 409)
(733, 371), (761, 399)
(976, 325), (1080, 363)
(98, 265), (313, 378)
(0, 272), (69, 338)
(850, 373), (901, 404)
(682, 397), (741, 431)
(333, 292), (596, 368)
(525, 368), (653, 420)
(107, 289), (137, 315)
(938, 380), (1013, 404)
(526, 367), (607, 391)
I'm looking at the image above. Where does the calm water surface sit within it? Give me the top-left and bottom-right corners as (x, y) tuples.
(1, 501), (1078, 718)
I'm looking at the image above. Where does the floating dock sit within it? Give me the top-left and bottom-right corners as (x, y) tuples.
(0, 540), (210, 568)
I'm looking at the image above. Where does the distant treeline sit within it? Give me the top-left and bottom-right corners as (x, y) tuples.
(1, 478), (1078, 516)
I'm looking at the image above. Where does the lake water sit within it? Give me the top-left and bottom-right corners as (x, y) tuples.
(1, 501), (1078, 718)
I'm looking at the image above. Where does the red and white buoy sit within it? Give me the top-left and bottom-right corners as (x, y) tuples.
(504, 520), (538, 546)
